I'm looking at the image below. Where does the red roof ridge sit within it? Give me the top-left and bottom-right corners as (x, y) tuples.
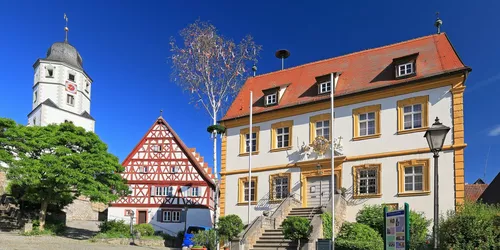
(252, 33), (444, 80)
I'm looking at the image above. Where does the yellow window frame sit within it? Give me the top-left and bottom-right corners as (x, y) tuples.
(352, 164), (382, 199)
(352, 104), (381, 141)
(239, 126), (260, 156)
(397, 95), (429, 134)
(397, 159), (431, 196)
(237, 176), (258, 205)
(309, 113), (332, 143)
(270, 120), (293, 152)
(269, 172), (292, 201)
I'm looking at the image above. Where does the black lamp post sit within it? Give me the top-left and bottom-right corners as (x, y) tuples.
(424, 117), (450, 250)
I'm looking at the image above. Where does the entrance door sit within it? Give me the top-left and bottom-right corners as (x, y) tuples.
(307, 176), (335, 207)
(138, 211), (147, 224)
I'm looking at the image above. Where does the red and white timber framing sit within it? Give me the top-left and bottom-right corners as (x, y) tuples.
(111, 116), (216, 209)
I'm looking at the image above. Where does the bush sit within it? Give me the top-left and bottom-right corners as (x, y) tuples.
(135, 223), (154, 236)
(282, 216), (311, 241)
(99, 220), (129, 234)
(24, 219), (66, 235)
(355, 204), (430, 249)
(335, 222), (383, 250)
(192, 229), (217, 250)
(321, 213), (332, 239)
(439, 202), (500, 249)
(217, 214), (244, 243)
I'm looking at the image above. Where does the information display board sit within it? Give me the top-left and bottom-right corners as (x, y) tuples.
(384, 203), (409, 250)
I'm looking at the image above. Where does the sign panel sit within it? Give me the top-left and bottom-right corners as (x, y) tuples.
(384, 203), (409, 250)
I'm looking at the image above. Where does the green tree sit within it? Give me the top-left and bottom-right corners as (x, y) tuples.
(0, 118), (128, 231)
(217, 214), (244, 249)
(282, 216), (311, 250)
(355, 204), (430, 249)
(439, 202), (500, 249)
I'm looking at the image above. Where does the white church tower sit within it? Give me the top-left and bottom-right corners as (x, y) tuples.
(27, 17), (95, 132)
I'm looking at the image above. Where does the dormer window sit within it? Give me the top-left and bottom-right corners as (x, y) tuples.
(319, 81), (331, 94)
(393, 53), (418, 79)
(265, 93), (277, 105)
(397, 62), (414, 77)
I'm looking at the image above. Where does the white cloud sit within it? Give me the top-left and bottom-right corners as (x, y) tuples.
(488, 125), (500, 136)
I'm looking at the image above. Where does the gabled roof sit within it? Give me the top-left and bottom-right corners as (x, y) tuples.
(222, 33), (470, 121)
(479, 172), (500, 204)
(465, 183), (488, 202)
(121, 116), (216, 188)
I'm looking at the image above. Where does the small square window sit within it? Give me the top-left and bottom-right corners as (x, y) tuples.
(68, 74), (75, 82)
(191, 187), (199, 197)
(66, 94), (75, 106)
(319, 81), (331, 94)
(152, 145), (161, 152)
(266, 93), (277, 105)
(397, 63), (414, 77)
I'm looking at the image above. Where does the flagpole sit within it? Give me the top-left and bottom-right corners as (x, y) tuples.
(330, 73), (336, 248)
(248, 91), (253, 224)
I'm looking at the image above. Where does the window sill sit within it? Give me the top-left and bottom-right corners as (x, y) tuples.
(353, 134), (381, 141)
(270, 146), (293, 152)
(397, 127), (428, 135)
(238, 151), (259, 157)
(352, 194), (382, 199)
(236, 202), (257, 206)
(398, 191), (430, 197)
(162, 221), (182, 223)
(46, 76), (54, 78)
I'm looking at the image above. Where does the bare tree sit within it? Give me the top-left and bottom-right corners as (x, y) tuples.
(170, 19), (261, 241)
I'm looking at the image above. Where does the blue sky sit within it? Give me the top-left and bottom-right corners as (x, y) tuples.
(0, 0), (499, 183)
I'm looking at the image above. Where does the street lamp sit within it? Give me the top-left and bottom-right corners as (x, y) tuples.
(424, 117), (450, 250)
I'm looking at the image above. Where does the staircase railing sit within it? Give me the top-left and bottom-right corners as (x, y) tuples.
(237, 193), (301, 250)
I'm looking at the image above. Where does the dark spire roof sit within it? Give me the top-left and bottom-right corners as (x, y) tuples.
(45, 42), (83, 69)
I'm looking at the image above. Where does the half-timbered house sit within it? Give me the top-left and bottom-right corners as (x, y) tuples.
(108, 116), (216, 235)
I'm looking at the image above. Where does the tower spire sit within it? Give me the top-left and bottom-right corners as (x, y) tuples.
(64, 13), (69, 42)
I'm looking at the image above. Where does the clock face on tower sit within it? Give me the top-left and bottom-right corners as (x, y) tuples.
(65, 81), (77, 94)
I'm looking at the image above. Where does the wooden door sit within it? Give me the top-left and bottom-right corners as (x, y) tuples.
(138, 211), (147, 224)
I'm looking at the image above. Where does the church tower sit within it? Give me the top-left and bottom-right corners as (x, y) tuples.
(27, 17), (95, 132)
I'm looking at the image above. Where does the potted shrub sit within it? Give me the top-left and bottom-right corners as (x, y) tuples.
(281, 216), (311, 250)
(217, 215), (244, 250)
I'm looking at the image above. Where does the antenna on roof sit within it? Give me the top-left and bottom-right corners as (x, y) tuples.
(275, 49), (290, 70)
(252, 65), (257, 77)
(435, 12), (443, 34)
(484, 145), (491, 180)
(159, 109), (163, 118)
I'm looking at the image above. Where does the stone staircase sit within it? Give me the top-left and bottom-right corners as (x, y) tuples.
(251, 207), (322, 250)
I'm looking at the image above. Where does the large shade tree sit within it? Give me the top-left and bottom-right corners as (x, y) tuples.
(170, 20), (261, 236)
(0, 118), (129, 230)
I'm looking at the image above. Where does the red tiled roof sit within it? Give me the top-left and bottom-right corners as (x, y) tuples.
(465, 184), (488, 202)
(222, 33), (468, 121)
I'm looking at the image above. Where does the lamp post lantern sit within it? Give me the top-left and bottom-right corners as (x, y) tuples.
(424, 117), (450, 250)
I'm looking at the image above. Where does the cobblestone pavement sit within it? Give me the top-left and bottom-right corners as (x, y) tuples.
(0, 232), (168, 250)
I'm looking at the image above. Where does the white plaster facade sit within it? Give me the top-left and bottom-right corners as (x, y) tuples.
(28, 59), (94, 132)
(223, 85), (458, 223)
(108, 207), (213, 235)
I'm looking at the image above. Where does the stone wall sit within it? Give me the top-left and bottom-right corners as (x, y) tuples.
(64, 196), (107, 222)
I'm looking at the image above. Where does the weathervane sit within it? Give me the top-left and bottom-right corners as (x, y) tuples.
(64, 13), (69, 42)
(160, 109), (163, 117)
(434, 12), (443, 34)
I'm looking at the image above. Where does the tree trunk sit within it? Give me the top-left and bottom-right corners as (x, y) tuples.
(39, 200), (48, 231)
(297, 239), (300, 250)
(212, 109), (220, 250)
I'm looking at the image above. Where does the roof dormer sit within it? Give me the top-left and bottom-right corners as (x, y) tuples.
(315, 73), (340, 95)
(393, 53), (419, 79)
(262, 83), (290, 107)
